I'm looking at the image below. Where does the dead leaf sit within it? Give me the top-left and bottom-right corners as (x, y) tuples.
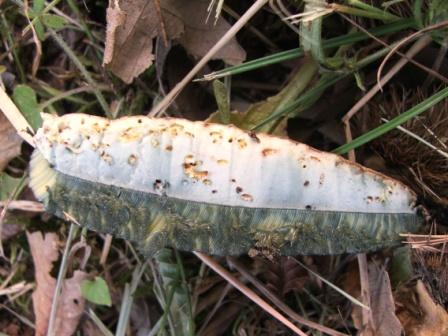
(1, 223), (21, 241)
(27, 231), (87, 336)
(103, 0), (245, 83)
(409, 280), (448, 336)
(103, 0), (180, 83)
(368, 263), (403, 335)
(163, 0), (246, 65)
(350, 262), (403, 336)
(0, 112), (22, 171)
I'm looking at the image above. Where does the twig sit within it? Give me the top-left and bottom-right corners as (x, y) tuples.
(48, 28), (111, 118)
(0, 303), (35, 329)
(227, 257), (348, 336)
(0, 200), (45, 212)
(46, 223), (79, 336)
(194, 251), (307, 336)
(197, 283), (233, 336)
(339, 14), (448, 87)
(100, 234), (113, 266)
(341, 34), (432, 159)
(343, 34), (432, 123)
(148, 0), (269, 117)
(377, 20), (448, 89)
(380, 117), (448, 159)
(356, 253), (374, 333)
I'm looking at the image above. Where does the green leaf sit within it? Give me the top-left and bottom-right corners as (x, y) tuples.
(34, 19), (46, 41)
(81, 276), (112, 306)
(333, 85), (448, 154)
(41, 14), (66, 29)
(154, 249), (195, 335)
(212, 80), (230, 124)
(32, 0), (45, 13)
(0, 174), (25, 201)
(389, 246), (413, 287)
(12, 85), (42, 132)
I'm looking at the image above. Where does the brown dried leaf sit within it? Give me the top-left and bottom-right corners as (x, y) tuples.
(163, 0), (246, 65)
(103, 0), (179, 83)
(351, 262), (403, 336)
(0, 112), (22, 171)
(262, 257), (308, 298)
(407, 280), (448, 336)
(27, 231), (87, 336)
(103, 0), (245, 83)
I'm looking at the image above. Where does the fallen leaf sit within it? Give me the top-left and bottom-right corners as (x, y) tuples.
(368, 263), (403, 335)
(0, 112), (22, 171)
(409, 280), (448, 336)
(1, 223), (21, 241)
(103, 0), (245, 83)
(164, 0), (246, 65)
(27, 231), (87, 336)
(103, 0), (183, 83)
(350, 262), (403, 336)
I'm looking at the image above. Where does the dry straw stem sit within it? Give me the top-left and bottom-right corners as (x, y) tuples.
(0, 200), (45, 212)
(342, 34), (432, 161)
(402, 233), (448, 253)
(380, 117), (448, 160)
(227, 257), (348, 336)
(340, 14), (448, 87)
(377, 20), (448, 89)
(149, 0), (269, 117)
(343, 34), (432, 124)
(194, 251), (308, 336)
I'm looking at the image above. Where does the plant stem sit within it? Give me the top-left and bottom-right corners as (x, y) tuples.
(46, 223), (78, 336)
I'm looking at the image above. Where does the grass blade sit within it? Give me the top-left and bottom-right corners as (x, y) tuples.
(333, 86), (448, 154)
(201, 18), (416, 80)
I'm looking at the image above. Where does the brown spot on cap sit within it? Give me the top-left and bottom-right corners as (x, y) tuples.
(241, 193), (253, 202)
(236, 186), (243, 194)
(319, 173), (325, 185)
(100, 151), (113, 165)
(304, 181), (310, 186)
(165, 145), (173, 151)
(249, 131), (260, 143)
(58, 122), (68, 133)
(217, 159), (228, 165)
(237, 138), (247, 149)
(262, 148), (277, 157)
(128, 154), (138, 166)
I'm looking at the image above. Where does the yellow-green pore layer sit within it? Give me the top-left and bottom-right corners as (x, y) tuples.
(30, 151), (422, 256)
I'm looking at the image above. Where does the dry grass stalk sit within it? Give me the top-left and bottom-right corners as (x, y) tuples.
(360, 87), (448, 205)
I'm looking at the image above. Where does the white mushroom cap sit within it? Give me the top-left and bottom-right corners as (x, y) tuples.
(34, 113), (417, 214)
